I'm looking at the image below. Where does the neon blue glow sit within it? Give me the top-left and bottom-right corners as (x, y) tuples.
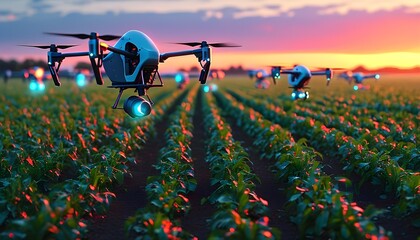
(133, 102), (145, 117)
(291, 92), (296, 98)
(353, 85), (359, 91)
(29, 81), (46, 92)
(29, 81), (38, 91)
(375, 74), (380, 80)
(298, 92), (306, 99)
(38, 83), (45, 91)
(203, 85), (210, 93)
(76, 73), (86, 87)
(175, 74), (183, 83)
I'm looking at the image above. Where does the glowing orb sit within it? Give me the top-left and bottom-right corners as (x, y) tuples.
(203, 85), (210, 93)
(76, 73), (87, 87)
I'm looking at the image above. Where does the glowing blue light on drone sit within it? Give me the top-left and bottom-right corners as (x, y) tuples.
(291, 92), (296, 99)
(353, 85), (359, 91)
(375, 74), (380, 80)
(133, 102), (146, 117)
(203, 85), (210, 93)
(38, 82), (45, 91)
(76, 73), (87, 87)
(298, 92), (306, 99)
(29, 81), (38, 91)
(175, 74), (183, 83)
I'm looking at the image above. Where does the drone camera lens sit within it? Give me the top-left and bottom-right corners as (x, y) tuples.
(123, 96), (152, 118)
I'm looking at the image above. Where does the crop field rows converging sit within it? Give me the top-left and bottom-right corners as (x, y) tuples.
(0, 76), (419, 239)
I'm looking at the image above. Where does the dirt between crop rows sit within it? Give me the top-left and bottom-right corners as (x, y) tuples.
(86, 92), (299, 239)
(86, 91), (418, 240)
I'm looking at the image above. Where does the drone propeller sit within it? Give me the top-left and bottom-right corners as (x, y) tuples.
(45, 32), (121, 41)
(19, 44), (77, 49)
(175, 41), (241, 48)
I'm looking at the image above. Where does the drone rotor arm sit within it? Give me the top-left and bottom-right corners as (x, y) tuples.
(311, 69), (333, 85)
(100, 43), (137, 59)
(281, 70), (299, 75)
(159, 49), (199, 62)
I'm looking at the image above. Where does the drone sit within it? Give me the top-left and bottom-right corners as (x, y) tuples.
(248, 69), (272, 89)
(270, 65), (334, 100)
(22, 30), (238, 118)
(339, 71), (380, 90)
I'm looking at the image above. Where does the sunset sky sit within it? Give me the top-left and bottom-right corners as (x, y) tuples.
(0, 0), (419, 72)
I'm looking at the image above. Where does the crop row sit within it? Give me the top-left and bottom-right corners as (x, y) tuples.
(269, 97), (419, 172)
(253, 92), (420, 158)
(227, 90), (420, 217)
(213, 91), (391, 239)
(125, 85), (198, 239)
(0, 86), (174, 239)
(253, 92), (418, 143)
(202, 91), (280, 239)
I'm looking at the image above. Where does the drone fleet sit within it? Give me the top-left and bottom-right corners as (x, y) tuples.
(21, 30), (382, 117)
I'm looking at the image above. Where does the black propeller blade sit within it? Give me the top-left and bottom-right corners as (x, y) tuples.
(19, 44), (77, 49)
(175, 41), (241, 48)
(208, 42), (241, 47)
(45, 32), (121, 41)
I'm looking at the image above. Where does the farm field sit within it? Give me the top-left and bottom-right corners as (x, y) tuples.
(0, 74), (419, 240)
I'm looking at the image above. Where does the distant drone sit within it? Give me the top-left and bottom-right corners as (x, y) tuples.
(22, 30), (238, 118)
(339, 71), (380, 90)
(248, 69), (271, 89)
(271, 65), (334, 100)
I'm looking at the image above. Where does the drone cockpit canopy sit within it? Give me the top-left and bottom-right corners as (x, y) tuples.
(103, 30), (160, 85)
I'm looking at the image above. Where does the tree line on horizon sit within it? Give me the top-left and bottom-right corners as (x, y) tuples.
(1, 58), (419, 75)
(0, 58), (92, 73)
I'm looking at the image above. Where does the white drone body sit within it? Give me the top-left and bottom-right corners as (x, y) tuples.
(287, 65), (312, 88)
(103, 30), (160, 84)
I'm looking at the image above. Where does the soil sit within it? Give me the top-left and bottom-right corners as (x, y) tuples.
(314, 153), (419, 240)
(86, 89), (419, 240)
(180, 91), (216, 239)
(225, 115), (300, 240)
(86, 91), (188, 240)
